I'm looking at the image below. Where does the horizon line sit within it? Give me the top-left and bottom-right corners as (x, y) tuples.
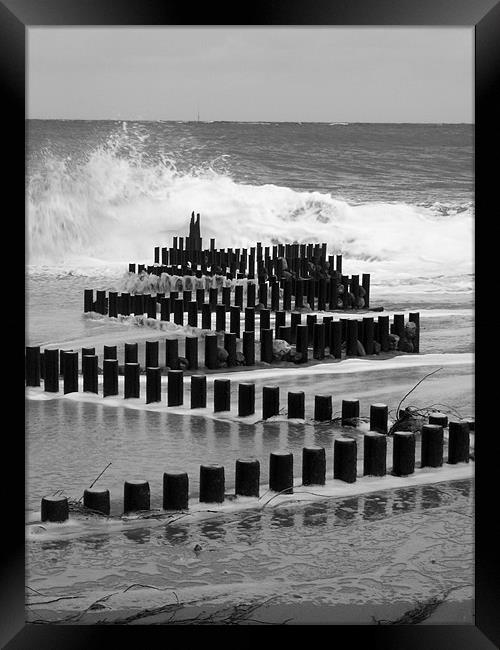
(26, 118), (474, 125)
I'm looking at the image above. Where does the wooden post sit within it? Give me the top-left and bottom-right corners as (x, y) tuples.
(409, 312), (420, 353)
(146, 367), (161, 403)
(346, 319), (358, 356)
(26, 346), (41, 387)
(245, 307), (255, 332)
(103, 359), (118, 397)
(188, 301), (198, 328)
(288, 391), (305, 419)
(392, 432), (416, 476)
(214, 378), (231, 412)
(160, 297), (170, 321)
(262, 386), (280, 419)
(174, 298), (184, 326)
(290, 312), (301, 344)
(429, 413), (448, 428)
(224, 332), (236, 367)
(145, 340), (159, 369)
(447, 421), (470, 464)
(363, 433), (387, 476)
(167, 369), (184, 406)
(295, 279), (304, 309)
(62, 351), (78, 394)
(342, 399), (360, 426)
(165, 339), (179, 370)
(204, 334), (218, 369)
(393, 314), (405, 340)
(334, 437), (357, 483)
(191, 375), (207, 408)
(82, 355), (98, 393)
(295, 324), (309, 362)
(306, 314), (317, 345)
(83, 489), (110, 515)
(247, 282), (256, 307)
(313, 322), (325, 360)
(362, 273), (370, 308)
(283, 280), (292, 311)
(302, 446), (326, 485)
(362, 317), (374, 355)
(259, 308), (270, 331)
(260, 328), (273, 363)
(330, 321), (342, 359)
(421, 424), (444, 468)
(103, 345), (117, 360)
(84, 289), (94, 313)
(229, 306), (241, 338)
(185, 336), (198, 370)
(209, 287), (218, 311)
(199, 465), (225, 503)
(201, 303), (212, 330)
(235, 459), (260, 497)
(278, 325), (291, 344)
(124, 362), (140, 399)
(41, 496), (69, 522)
(243, 331), (255, 365)
(377, 316), (390, 352)
(314, 394), (332, 421)
(124, 342), (138, 364)
(124, 480), (150, 512)
(216, 304), (226, 331)
(370, 403), (388, 434)
(238, 383), (255, 416)
(235, 285), (244, 309)
(269, 451), (293, 494)
(163, 472), (189, 510)
(271, 282), (280, 311)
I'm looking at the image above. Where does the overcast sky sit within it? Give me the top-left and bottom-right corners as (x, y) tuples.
(27, 27), (474, 122)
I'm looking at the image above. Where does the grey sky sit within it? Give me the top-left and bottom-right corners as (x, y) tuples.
(27, 27), (474, 122)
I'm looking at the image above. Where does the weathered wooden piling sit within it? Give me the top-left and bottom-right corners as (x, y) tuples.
(363, 432), (387, 476)
(41, 496), (69, 522)
(209, 288), (218, 311)
(392, 432), (416, 476)
(160, 297), (170, 321)
(245, 307), (255, 332)
(145, 340), (159, 369)
(165, 339), (179, 370)
(163, 472), (189, 510)
(278, 325), (291, 344)
(330, 321), (342, 359)
(313, 322), (325, 360)
(103, 345), (117, 360)
(263, 386), (280, 419)
(295, 324), (309, 363)
(174, 298), (184, 326)
(103, 359), (118, 397)
(185, 336), (198, 370)
(271, 282), (280, 311)
(290, 312), (301, 344)
(215, 304), (226, 331)
(306, 314), (317, 345)
(409, 312), (420, 353)
(238, 383), (255, 416)
(191, 375), (207, 408)
(235, 458), (260, 497)
(26, 346), (41, 387)
(201, 303), (212, 330)
(204, 334), (218, 370)
(223, 332), (236, 367)
(302, 446), (326, 485)
(362, 317), (374, 355)
(393, 314), (405, 340)
(274, 310), (285, 338)
(167, 370), (184, 406)
(429, 413), (448, 428)
(84, 289), (94, 313)
(247, 282), (256, 307)
(199, 464), (225, 503)
(196, 288), (205, 309)
(258, 283), (268, 308)
(96, 290), (107, 315)
(125, 342), (138, 364)
(421, 424), (444, 468)
(82, 355), (98, 393)
(269, 451), (294, 494)
(370, 403), (388, 434)
(133, 293), (144, 316)
(188, 301), (198, 327)
(259, 308), (270, 331)
(124, 362), (140, 399)
(283, 281), (292, 310)
(83, 489), (110, 515)
(234, 285), (243, 309)
(334, 437), (357, 483)
(146, 367), (161, 403)
(314, 394), (332, 421)
(295, 279), (304, 309)
(447, 421), (470, 464)
(377, 316), (390, 352)
(214, 378), (231, 412)
(63, 351), (78, 394)
(346, 319), (358, 356)
(123, 480), (150, 512)
(342, 399), (360, 426)
(260, 328), (273, 363)
(243, 331), (255, 366)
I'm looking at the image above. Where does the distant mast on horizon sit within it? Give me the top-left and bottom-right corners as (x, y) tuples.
(197, 106), (200, 123)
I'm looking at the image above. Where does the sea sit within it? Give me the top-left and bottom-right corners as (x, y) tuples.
(25, 120), (474, 623)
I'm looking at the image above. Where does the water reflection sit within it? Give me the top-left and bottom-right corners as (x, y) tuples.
(164, 523), (190, 546)
(123, 527), (151, 544)
(271, 507), (295, 528)
(420, 485), (443, 510)
(361, 493), (388, 520)
(302, 503), (328, 527)
(199, 518), (227, 541)
(335, 497), (359, 524)
(236, 511), (262, 536)
(392, 488), (417, 514)
(81, 535), (110, 552)
(40, 538), (71, 553)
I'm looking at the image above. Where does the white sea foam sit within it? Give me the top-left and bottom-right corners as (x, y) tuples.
(27, 131), (473, 295)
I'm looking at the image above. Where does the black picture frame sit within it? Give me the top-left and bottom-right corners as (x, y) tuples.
(4, 0), (498, 646)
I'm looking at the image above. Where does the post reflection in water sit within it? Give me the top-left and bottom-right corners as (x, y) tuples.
(361, 493), (389, 521)
(236, 511), (263, 539)
(81, 535), (110, 553)
(123, 527), (151, 545)
(286, 421), (307, 447)
(392, 487), (417, 515)
(271, 507), (295, 528)
(199, 517), (227, 541)
(302, 502), (328, 528)
(164, 522), (190, 546)
(335, 496), (360, 524)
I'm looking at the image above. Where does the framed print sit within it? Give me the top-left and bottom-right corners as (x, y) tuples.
(2, 0), (498, 646)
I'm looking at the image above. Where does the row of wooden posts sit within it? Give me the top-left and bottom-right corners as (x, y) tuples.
(140, 241), (342, 280)
(86, 272), (371, 316)
(26, 345), (390, 421)
(40, 422), (472, 523)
